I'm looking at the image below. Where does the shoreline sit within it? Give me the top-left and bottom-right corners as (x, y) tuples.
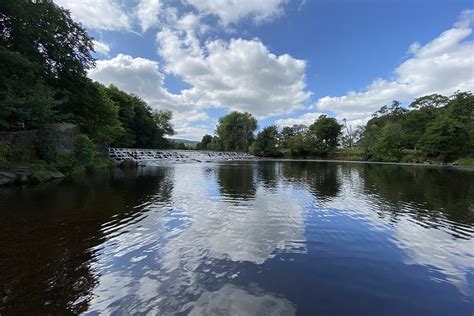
(247, 158), (474, 170)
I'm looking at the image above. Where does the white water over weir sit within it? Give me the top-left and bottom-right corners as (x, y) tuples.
(108, 147), (256, 164)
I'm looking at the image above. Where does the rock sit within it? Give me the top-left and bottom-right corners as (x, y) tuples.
(0, 171), (16, 185)
(50, 171), (65, 179)
(15, 172), (29, 184)
(28, 170), (50, 184)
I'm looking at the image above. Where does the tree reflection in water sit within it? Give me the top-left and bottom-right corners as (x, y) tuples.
(0, 168), (173, 314)
(0, 162), (473, 314)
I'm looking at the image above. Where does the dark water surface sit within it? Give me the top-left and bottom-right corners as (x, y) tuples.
(1, 161), (473, 315)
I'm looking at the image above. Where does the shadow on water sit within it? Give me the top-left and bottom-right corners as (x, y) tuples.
(359, 164), (474, 225)
(0, 167), (173, 314)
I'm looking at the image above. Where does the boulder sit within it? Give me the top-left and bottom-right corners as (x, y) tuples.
(50, 171), (65, 179)
(0, 171), (16, 185)
(15, 172), (28, 184)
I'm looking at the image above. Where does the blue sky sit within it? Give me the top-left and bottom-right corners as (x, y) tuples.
(56, 0), (473, 140)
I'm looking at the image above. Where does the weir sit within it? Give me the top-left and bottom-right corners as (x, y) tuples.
(108, 147), (256, 163)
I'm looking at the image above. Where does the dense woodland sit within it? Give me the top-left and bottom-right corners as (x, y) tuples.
(0, 1), (177, 172)
(1, 1), (473, 172)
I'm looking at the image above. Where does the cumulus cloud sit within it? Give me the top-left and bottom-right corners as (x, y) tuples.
(157, 29), (311, 117)
(55, 0), (131, 31)
(276, 112), (326, 127)
(88, 54), (215, 140)
(185, 0), (286, 25)
(136, 0), (161, 32)
(315, 9), (474, 124)
(93, 40), (111, 56)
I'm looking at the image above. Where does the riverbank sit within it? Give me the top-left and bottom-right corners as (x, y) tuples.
(0, 154), (112, 186)
(277, 147), (474, 168)
(0, 164), (65, 186)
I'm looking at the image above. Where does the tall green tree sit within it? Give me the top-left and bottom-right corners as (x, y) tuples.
(197, 134), (213, 150)
(0, 48), (59, 129)
(306, 115), (342, 156)
(251, 125), (282, 157)
(215, 111), (257, 152)
(1, 0), (95, 82)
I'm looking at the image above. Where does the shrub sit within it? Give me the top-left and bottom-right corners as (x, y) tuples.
(0, 139), (10, 164)
(73, 134), (96, 166)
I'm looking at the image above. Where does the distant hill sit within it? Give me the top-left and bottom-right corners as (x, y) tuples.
(168, 138), (199, 146)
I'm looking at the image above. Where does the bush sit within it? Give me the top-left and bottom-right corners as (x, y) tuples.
(0, 139), (10, 164)
(73, 134), (95, 166)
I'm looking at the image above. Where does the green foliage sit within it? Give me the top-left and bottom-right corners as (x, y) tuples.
(0, 47), (60, 130)
(280, 125), (309, 157)
(251, 125), (282, 157)
(73, 134), (95, 166)
(106, 85), (175, 148)
(1, 0), (95, 81)
(0, 0), (179, 177)
(419, 115), (468, 162)
(359, 92), (473, 162)
(196, 134), (213, 150)
(215, 111), (257, 152)
(208, 136), (224, 151)
(174, 142), (187, 150)
(0, 139), (10, 164)
(307, 115), (342, 156)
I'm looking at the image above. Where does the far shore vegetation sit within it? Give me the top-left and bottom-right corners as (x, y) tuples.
(194, 91), (473, 166)
(1, 0), (473, 181)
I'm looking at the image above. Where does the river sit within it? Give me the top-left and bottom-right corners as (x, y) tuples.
(0, 161), (473, 315)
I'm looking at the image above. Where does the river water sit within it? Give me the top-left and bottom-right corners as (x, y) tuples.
(0, 161), (473, 315)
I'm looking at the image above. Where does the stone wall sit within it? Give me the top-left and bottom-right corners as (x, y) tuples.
(0, 123), (78, 160)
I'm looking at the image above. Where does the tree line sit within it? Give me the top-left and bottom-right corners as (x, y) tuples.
(197, 91), (473, 163)
(1, 1), (472, 169)
(0, 1), (178, 170)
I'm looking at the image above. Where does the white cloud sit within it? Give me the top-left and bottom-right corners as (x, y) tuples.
(55, 0), (131, 31)
(276, 112), (325, 127)
(185, 0), (286, 25)
(136, 0), (161, 32)
(315, 9), (474, 124)
(157, 29), (311, 117)
(93, 40), (111, 55)
(88, 54), (213, 139)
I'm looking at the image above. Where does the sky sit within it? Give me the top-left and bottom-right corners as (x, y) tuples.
(54, 0), (474, 140)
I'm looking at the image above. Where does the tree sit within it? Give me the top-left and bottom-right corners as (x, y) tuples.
(307, 115), (342, 156)
(215, 111), (257, 152)
(419, 115), (468, 161)
(197, 134), (213, 150)
(66, 81), (124, 145)
(208, 136), (224, 151)
(372, 122), (404, 162)
(340, 119), (363, 148)
(1, 0), (95, 82)
(105, 85), (175, 148)
(153, 110), (175, 137)
(410, 94), (449, 109)
(251, 125), (282, 157)
(0, 48), (59, 130)
(280, 125), (309, 157)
